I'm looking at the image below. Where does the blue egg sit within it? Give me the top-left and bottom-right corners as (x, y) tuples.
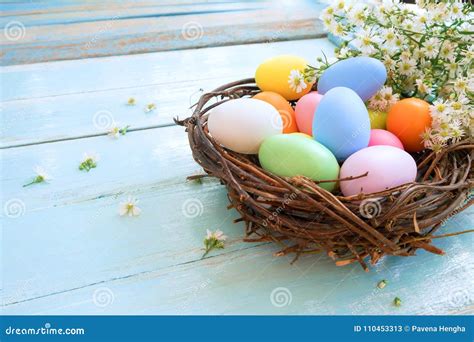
(313, 87), (370, 161)
(317, 57), (387, 101)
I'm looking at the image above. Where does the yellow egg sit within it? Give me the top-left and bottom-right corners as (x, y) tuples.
(368, 109), (388, 129)
(255, 55), (313, 101)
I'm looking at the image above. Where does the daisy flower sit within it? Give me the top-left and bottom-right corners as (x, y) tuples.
(23, 166), (52, 187)
(108, 125), (120, 139)
(353, 29), (376, 55)
(430, 100), (452, 118)
(453, 78), (470, 94)
(415, 78), (432, 96)
(348, 5), (366, 26)
(288, 69), (307, 93)
(144, 103), (157, 113)
(79, 153), (99, 172)
(382, 28), (397, 45)
(422, 38), (439, 59)
(119, 196), (142, 217)
(202, 229), (227, 258)
(439, 42), (455, 61)
(450, 1), (464, 19)
(398, 59), (417, 76)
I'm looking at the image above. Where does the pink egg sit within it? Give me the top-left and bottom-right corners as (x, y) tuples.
(295, 91), (323, 136)
(368, 129), (404, 149)
(340, 145), (417, 197)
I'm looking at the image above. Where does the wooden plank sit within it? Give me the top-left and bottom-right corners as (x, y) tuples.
(1, 125), (473, 314)
(0, 124), (262, 302)
(1, 39), (336, 147)
(1, 38), (335, 101)
(1, 126), (198, 210)
(0, 2), (264, 27)
(2, 207), (473, 314)
(0, 2), (326, 65)
(0, 1), (260, 16)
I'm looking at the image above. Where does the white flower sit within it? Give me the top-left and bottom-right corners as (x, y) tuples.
(462, 45), (474, 60)
(422, 38), (439, 59)
(382, 28), (397, 45)
(415, 78), (432, 96)
(202, 229), (227, 257)
(450, 1), (464, 19)
(82, 152), (99, 163)
(119, 196), (142, 217)
(453, 77), (471, 94)
(450, 96), (468, 112)
(399, 50), (412, 62)
(144, 103), (156, 113)
(328, 22), (346, 36)
(430, 100), (452, 118)
(288, 69), (307, 93)
(348, 5), (366, 26)
(24, 166), (52, 187)
(447, 61), (459, 78)
(439, 42), (455, 60)
(398, 59), (417, 76)
(34, 166), (52, 182)
(337, 47), (351, 58)
(382, 55), (396, 70)
(79, 152), (99, 172)
(352, 29), (376, 54)
(380, 86), (399, 108)
(108, 125), (120, 139)
(334, 0), (346, 12)
(206, 229), (227, 242)
(412, 48), (424, 61)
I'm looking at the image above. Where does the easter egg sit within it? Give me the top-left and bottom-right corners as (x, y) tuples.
(340, 145), (417, 196)
(258, 134), (339, 191)
(386, 98), (431, 152)
(368, 129), (404, 149)
(295, 91), (323, 136)
(312, 87), (370, 161)
(253, 91), (298, 133)
(368, 109), (388, 129)
(208, 98), (282, 154)
(317, 57), (387, 101)
(255, 55), (313, 101)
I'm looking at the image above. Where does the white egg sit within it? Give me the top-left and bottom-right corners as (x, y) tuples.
(207, 98), (282, 154)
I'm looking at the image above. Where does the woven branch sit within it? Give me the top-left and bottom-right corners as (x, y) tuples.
(176, 79), (474, 271)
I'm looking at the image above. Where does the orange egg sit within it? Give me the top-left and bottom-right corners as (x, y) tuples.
(387, 98), (431, 152)
(253, 91), (298, 133)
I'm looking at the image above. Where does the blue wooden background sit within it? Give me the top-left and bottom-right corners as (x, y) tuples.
(1, 0), (473, 315)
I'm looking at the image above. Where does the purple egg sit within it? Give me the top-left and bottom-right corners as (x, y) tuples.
(340, 145), (417, 196)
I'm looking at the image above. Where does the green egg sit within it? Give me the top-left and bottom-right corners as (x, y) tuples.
(258, 134), (340, 191)
(368, 109), (388, 129)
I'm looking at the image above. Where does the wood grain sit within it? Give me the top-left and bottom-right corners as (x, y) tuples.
(2, 125), (473, 314)
(1, 1), (326, 65)
(1, 38), (336, 147)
